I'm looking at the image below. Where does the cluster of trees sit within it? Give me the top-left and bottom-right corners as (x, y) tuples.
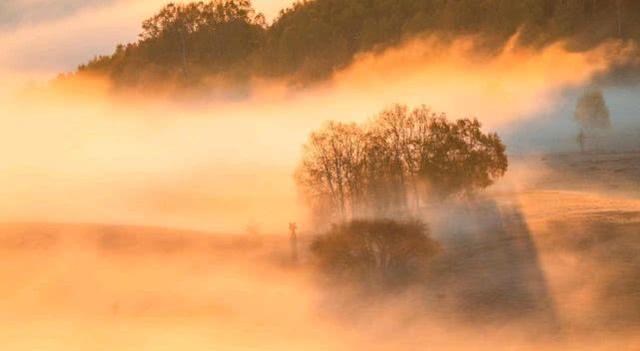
(311, 219), (440, 286)
(75, 0), (640, 90)
(77, 1), (265, 89)
(296, 104), (508, 222)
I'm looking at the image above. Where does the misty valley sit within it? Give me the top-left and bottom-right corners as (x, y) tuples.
(0, 0), (639, 350)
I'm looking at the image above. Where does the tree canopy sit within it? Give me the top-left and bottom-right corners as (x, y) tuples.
(296, 105), (508, 222)
(75, 0), (640, 90)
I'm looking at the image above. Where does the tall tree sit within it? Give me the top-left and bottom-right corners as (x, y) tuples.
(296, 104), (508, 223)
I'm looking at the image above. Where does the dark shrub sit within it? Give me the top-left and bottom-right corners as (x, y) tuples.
(311, 219), (440, 287)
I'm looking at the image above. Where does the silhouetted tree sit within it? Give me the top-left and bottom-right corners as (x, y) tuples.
(311, 219), (440, 286)
(369, 105), (508, 202)
(295, 121), (367, 221)
(296, 105), (508, 221)
(78, 0), (265, 88)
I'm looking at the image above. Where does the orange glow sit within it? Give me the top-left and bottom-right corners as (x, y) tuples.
(0, 35), (631, 232)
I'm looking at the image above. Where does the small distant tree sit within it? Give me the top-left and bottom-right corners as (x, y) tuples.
(574, 89), (611, 131)
(310, 219), (440, 287)
(574, 89), (611, 152)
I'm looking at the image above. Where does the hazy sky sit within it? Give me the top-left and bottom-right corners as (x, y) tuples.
(0, 0), (292, 77)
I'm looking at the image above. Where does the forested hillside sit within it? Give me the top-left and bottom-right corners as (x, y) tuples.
(76, 0), (640, 90)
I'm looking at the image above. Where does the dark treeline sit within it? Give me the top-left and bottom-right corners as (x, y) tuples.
(75, 0), (640, 90)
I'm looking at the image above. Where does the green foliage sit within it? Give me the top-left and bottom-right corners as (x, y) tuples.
(76, 0), (640, 89)
(311, 219), (440, 286)
(296, 105), (508, 221)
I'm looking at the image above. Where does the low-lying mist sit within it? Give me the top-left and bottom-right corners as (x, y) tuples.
(1, 29), (640, 350)
(1, 194), (639, 351)
(0, 35), (632, 233)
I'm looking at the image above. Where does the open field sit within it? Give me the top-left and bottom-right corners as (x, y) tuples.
(0, 151), (638, 350)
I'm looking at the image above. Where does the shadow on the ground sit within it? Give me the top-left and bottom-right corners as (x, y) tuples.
(425, 199), (559, 333)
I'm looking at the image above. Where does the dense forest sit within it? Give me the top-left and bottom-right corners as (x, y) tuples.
(75, 0), (640, 90)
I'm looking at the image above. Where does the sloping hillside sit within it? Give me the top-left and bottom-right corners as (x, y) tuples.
(75, 0), (640, 90)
